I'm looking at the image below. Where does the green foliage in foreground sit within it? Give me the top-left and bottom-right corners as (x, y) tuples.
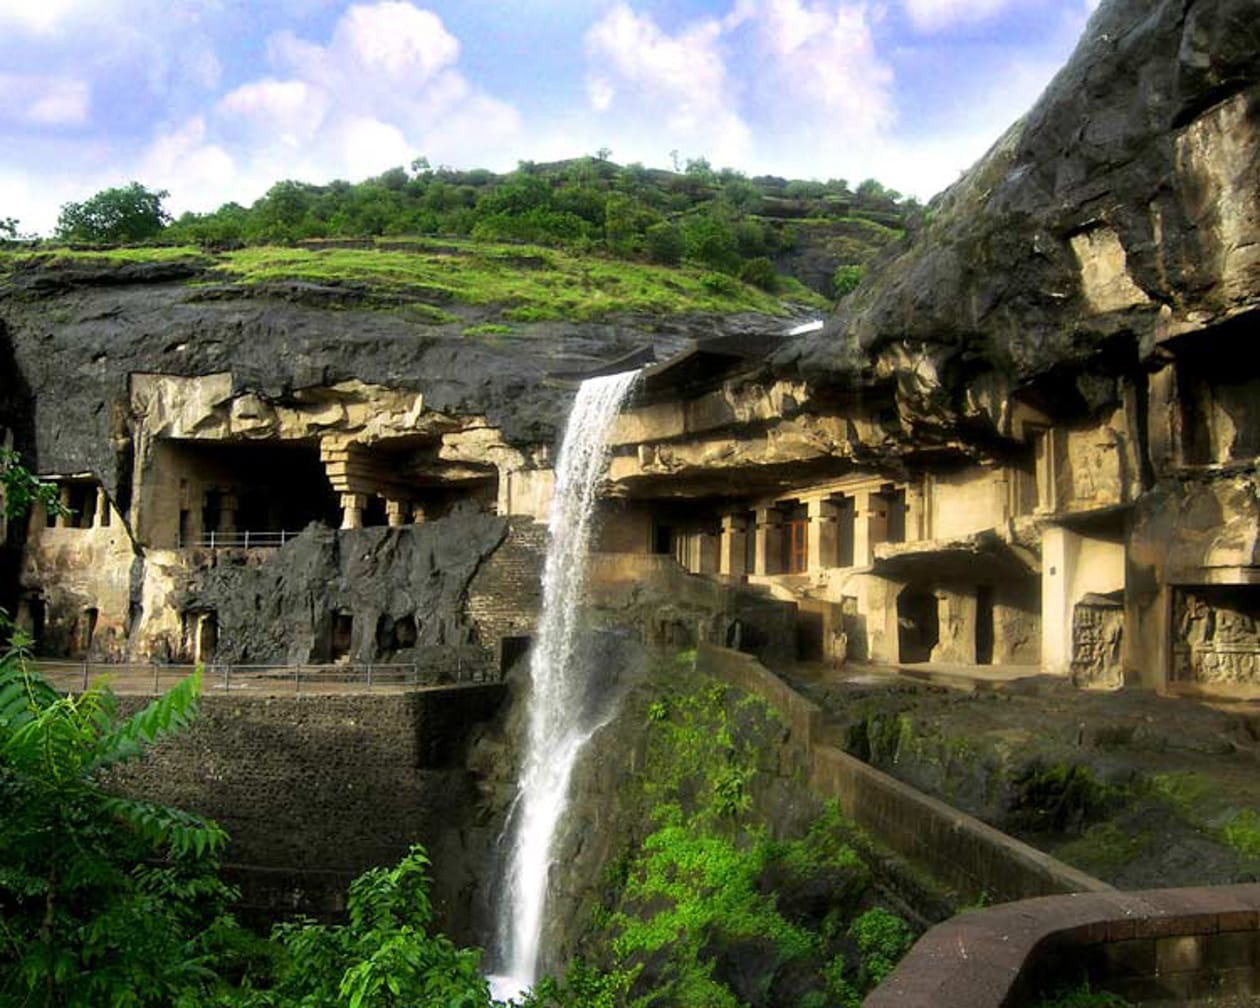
(572, 670), (917, 1008)
(0, 637), (238, 1006)
(1, 447), (67, 522)
(0, 639), (493, 1008)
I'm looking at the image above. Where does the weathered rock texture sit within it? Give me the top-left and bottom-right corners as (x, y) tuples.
(776, 0), (1259, 445)
(176, 509), (507, 667)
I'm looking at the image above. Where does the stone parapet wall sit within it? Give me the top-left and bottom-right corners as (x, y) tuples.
(866, 885), (1260, 1007)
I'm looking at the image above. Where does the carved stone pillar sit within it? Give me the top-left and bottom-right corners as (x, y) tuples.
(753, 507), (783, 576)
(94, 486), (109, 528)
(807, 497), (836, 574)
(719, 513), (748, 578)
(218, 492), (238, 535)
(55, 485), (72, 529)
(385, 499), (407, 528)
(340, 493), (366, 530)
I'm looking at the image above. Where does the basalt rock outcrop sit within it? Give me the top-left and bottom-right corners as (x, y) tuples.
(176, 508), (508, 669)
(0, 258), (763, 500)
(777, 0), (1259, 447)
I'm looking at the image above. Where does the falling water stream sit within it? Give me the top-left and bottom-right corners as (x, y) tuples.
(489, 369), (640, 1001)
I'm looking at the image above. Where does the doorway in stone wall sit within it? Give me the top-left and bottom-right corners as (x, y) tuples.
(976, 585), (995, 665)
(897, 586), (939, 663)
(331, 612), (353, 663)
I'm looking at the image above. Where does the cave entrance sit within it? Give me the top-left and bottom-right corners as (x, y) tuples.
(500, 635), (531, 676)
(74, 607), (98, 658)
(168, 438), (340, 547)
(331, 612), (354, 663)
(795, 609), (825, 662)
(976, 585), (995, 665)
(897, 586), (939, 664)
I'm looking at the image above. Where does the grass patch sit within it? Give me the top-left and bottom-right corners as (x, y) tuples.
(1054, 821), (1150, 874)
(462, 322), (515, 337)
(1, 239), (828, 320)
(217, 242), (822, 319)
(1222, 809), (1260, 859)
(1146, 772), (1216, 816)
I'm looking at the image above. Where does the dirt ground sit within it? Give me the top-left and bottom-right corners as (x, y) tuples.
(782, 662), (1260, 891)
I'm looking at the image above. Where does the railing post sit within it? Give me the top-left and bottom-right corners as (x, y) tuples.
(225, 663), (231, 691)
(367, 662), (373, 689)
(209, 530), (216, 550)
(81, 659), (88, 692)
(295, 665), (301, 694)
(244, 529), (250, 550)
(152, 662), (159, 694)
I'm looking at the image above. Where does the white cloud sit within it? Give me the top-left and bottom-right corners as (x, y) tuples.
(745, 0), (893, 136)
(0, 0), (81, 36)
(583, 2), (894, 176)
(132, 2), (521, 217)
(332, 2), (460, 81)
(0, 74), (90, 126)
(585, 3), (750, 161)
(901, 0), (1013, 33)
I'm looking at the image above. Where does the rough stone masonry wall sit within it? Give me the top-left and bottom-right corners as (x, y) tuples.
(108, 686), (505, 936)
(465, 517), (546, 671)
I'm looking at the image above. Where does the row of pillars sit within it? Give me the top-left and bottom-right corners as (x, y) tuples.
(52, 485), (110, 530)
(714, 488), (917, 578)
(339, 493), (428, 530)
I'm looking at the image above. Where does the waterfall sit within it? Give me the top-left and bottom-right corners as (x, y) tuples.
(489, 369), (639, 1001)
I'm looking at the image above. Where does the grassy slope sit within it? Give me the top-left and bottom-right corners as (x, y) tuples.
(0, 239), (829, 324)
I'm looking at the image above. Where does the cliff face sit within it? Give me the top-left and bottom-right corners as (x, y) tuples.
(778, 0), (1259, 440)
(0, 260), (700, 497)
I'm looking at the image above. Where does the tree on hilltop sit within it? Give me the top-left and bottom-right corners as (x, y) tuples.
(55, 182), (171, 243)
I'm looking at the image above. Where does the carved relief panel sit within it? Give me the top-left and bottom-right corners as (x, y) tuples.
(1071, 593), (1124, 690)
(1172, 587), (1260, 686)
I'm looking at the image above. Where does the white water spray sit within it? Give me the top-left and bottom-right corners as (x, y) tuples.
(490, 370), (639, 1001)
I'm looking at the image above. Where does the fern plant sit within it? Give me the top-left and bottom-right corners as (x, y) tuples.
(0, 633), (237, 1006)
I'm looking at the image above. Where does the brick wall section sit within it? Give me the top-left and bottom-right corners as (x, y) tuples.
(109, 685), (504, 923)
(865, 885), (1260, 1007)
(466, 517), (546, 669)
(697, 643), (1110, 906)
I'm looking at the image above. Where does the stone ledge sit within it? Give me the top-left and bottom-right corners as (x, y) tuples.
(865, 885), (1260, 1007)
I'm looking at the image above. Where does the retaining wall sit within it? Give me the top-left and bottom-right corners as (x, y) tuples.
(696, 643), (1110, 905)
(110, 684), (505, 932)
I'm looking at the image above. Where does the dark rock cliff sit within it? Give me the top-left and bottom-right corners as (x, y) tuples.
(176, 507), (508, 667)
(778, 0), (1260, 435)
(0, 256), (787, 494)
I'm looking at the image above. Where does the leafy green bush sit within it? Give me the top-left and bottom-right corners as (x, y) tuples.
(738, 256), (780, 293)
(0, 645), (239, 1006)
(832, 264), (865, 298)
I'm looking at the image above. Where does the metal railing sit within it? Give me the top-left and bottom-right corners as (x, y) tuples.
(178, 530), (302, 549)
(32, 653), (495, 695)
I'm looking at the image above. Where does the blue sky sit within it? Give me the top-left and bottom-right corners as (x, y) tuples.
(1, 0), (1100, 235)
